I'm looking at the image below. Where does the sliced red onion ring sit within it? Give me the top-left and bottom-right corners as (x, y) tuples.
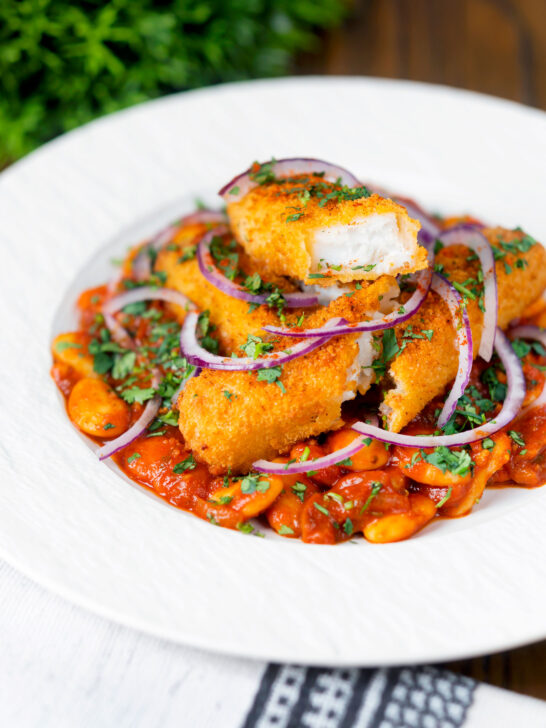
(103, 286), (194, 316)
(253, 434), (374, 475)
(132, 209), (228, 281)
(180, 312), (341, 371)
(438, 224), (497, 361)
(219, 158), (361, 203)
(264, 267), (432, 338)
(352, 328), (525, 448)
(431, 274), (474, 428)
(197, 227), (318, 308)
(103, 286), (195, 345)
(97, 371), (162, 460)
(170, 366), (200, 405)
(509, 325), (546, 416)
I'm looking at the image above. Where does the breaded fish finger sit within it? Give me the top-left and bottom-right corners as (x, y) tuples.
(382, 227), (546, 431)
(226, 167), (427, 285)
(179, 277), (398, 473)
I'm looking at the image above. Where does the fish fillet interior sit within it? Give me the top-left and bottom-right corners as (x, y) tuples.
(312, 213), (419, 278)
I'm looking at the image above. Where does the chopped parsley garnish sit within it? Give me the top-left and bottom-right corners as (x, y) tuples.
(352, 263), (376, 272)
(240, 334), (274, 360)
(55, 341), (82, 352)
(367, 328), (399, 379)
(482, 438), (495, 450)
(360, 481), (383, 514)
(197, 310), (219, 354)
(257, 365), (285, 393)
(240, 474), (270, 494)
(111, 351), (136, 381)
(436, 487), (453, 508)
(173, 453), (197, 474)
(343, 518), (354, 536)
(419, 446), (474, 477)
(236, 521), (264, 537)
(249, 159), (277, 185)
(292, 481), (307, 502)
(103, 423), (115, 431)
(209, 235), (240, 281)
(127, 453), (141, 464)
(223, 390), (235, 401)
(508, 430), (526, 448)
(313, 502), (330, 517)
(178, 245), (197, 263)
(286, 212), (304, 222)
(120, 386), (156, 405)
(278, 524), (295, 535)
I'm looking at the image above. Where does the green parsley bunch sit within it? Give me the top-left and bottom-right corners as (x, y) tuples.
(0, 0), (346, 168)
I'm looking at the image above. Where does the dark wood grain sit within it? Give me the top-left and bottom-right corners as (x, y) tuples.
(298, 0), (546, 700)
(299, 0), (546, 109)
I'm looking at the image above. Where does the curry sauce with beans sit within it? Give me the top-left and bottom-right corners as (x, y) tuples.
(51, 280), (546, 544)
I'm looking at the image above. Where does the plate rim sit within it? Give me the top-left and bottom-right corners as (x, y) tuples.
(2, 75), (546, 667)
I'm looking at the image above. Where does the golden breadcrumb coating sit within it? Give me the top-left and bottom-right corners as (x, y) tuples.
(156, 222), (304, 353)
(179, 277), (397, 474)
(382, 227), (546, 432)
(227, 176), (426, 284)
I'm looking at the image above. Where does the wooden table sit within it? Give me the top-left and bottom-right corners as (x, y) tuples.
(299, 0), (546, 700)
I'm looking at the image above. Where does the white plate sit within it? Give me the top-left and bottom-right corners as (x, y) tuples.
(1, 77), (546, 666)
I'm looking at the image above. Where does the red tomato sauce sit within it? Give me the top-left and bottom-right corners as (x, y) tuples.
(51, 283), (546, 544)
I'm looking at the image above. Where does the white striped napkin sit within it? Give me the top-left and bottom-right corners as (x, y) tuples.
(1, 561), (544, 728)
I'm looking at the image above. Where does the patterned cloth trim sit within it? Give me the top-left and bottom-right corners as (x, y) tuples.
(242, 665), (477, 728)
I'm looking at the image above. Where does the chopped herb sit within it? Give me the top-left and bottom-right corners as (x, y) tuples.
(286, 212), (304, 222)
(249, 159), (277, 185)
(122, 301), (147, 316)
(313, 502), (330, 517)
(436, 487), (453, 508)
(55, 341), (82, 352)
(178, 245), (197, 263)
(103, 423), (115, 431)
(351, 263), (376, 272)
(223, 390), (236, 401)
(120, 386), (156, 405)
(292, 482), (307, 502)
(240, 334), (274, 360)
(508, 430), (526, 448)
(308, 273), (326, 279)
(240, 474), (270, 494)
(482, 438), (495, 450)
(215, 495), (233, 505)
(337, 458), (353, 467)
(420, 446), (474, 476)
(360, 481), (383, 514)
(127, 453), (141, 464)
(343, 518), (354, 536)
(278, 524), (295, 535)
(112, 351), (136, 380)
(257, 365), (285, 392)
(229, 186), (240, 195)
(173, 453), (197, 473)
(197, 310), (219, 354)
(300, 446), (310, 462)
